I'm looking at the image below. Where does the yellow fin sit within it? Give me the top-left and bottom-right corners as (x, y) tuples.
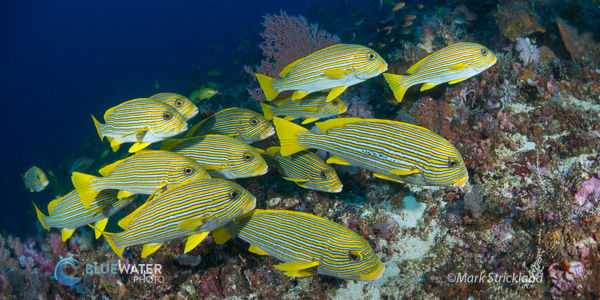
(254, 148), (267, 156)
(326, 155), (352, 165)
(301, 117), (320, 124)
(211, 227), (233, 245)
(279, 58), (303, 78)
(390, 167), (420, 176)
(128, 142), (150, 153)
(273, 96), (292, 106)
(406, 51), (437, 74)
(448, 77), (468, 84)
(98, 158), (126, 177)
(326, 86), (347, 101)
(255, 74), (279, 101)
(71, 172), (101, 209)
(265, 146), (280, 156)
(383, 73), (410, 102)
(47, 198), (60, 214)
(160, 138), (184, 151)
(284, 116), (296, 121)
(141, 243), (163, 258)
(323, 68), (348, 79)
(118, 202), (149, 230)
(91, 115), (104, 140)
(177, 217), (209, 231)
(315, 117), (363, 133)
(135, 129), (148, 143)
(260, 103), (274, 121)
(103, 105), (117, 121)
(292, 91), (309, 100)
(449, 63), (468, 71)
(248, 244), (269, 255)
(273, 261), (319, 277)
(373, 173), (406, 183)
(420, 83), (437, 91)
(94, 218), (109, 239)
(61, 228), (76, 242)
(89, 224), (123, 258)
(32, 202), (49, 231)
(117, 190), (135, 199)
(184, 232), (209, 253)
(108, 137), (121, 152)
(282, 177), (307, 183)
(272, 117), (311, 156)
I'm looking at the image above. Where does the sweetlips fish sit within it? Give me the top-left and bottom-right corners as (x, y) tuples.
(23, 166), (49, 192)
(92, 98), (188, 153)
(256, 146), (342, 193)
(383, 42), (497, 102)
(149, 92), (199, 120)
(212, 209), (384, 280)
(186, 107), (274, 143)
(96, 178), (256, 258)
(161, 135), (268, 179)
(273, 117), (468, 187)
(260, 92), (347, 124)
(255, 44), (388, 102)
(71, 150), (209, 208)
(33, 189), (136, 241)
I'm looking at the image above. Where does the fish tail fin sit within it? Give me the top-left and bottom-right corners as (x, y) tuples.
(88, 224), (123, 258)
(255, 73), (279, 101)
(260, 103), (274, 121)
(71, 172), (100, 209)
(32, 202), (49, 231)
(273, 117), (310, 156)
(91, 115), (104, 140)
(383, 73), (410, 103)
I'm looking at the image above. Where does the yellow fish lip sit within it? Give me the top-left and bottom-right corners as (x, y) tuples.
(256, 164), (269, 175)
(378, 63), (389, 73)
(452, 174), (469, 187)
(360, 260), (385, 281)
(331, 185), (343, 193)
(261, 127), (276, 139)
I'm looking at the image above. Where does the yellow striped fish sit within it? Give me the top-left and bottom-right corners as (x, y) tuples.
(33, 189), (136, 241)
(96, 178), (256, 258)
(23, 166), (49, 192)
(92, 98), (189, 153)
(149, 92), (199, 120)
(161, 135), (268, 179)
(255, 44), (388, 102)
(71, 150), (209, 208)
(260, 92), (347, 124)
(186, 107), (274, 143)
(214, 209), (384, 280)
(273, 117), (468, 187)
(383, 42), (497, 102)
(257, 146), (342, 193)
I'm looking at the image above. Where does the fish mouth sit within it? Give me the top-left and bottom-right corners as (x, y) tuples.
(452, 175), (469, 187)
(261, 127), (276, 139)
(378, 63), (389, 73)
(360, 261), (385, 281)
(256, 165), (269, 176)
(331, 185), (343, 193)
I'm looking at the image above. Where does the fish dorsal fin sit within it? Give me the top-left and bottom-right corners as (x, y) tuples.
(301, 117), (320, 125)
(315, 117), (364, 133)
(373, 172), (406, 183)
(279, 57), (304, 78)
(389, 167), (420, 176)
(118, 202), (149, 230)
(406, 51), (438, 74)
(177, 216), (210, 231)
(211, 227), (232, 244)
(98, 158), (127, 177)
(160, 138), (185, 150)
(273, 261), (319, 277)
(265, 146), (280, 156)
(282, 177), (307, 183)
(323, 68), (348, 79)
(292, 91), (310, 101)
(61, 228), (76, 242)
(326, 155), (351, 165)
(94, 218), (109, 239)
(248, 244), (269, 255)
(141, 243), (163, 258)
(184, 232), (209, 253)
(103, 105), (118, 121)
(117, 190), (135, 199)
(47, 198), (61, 213)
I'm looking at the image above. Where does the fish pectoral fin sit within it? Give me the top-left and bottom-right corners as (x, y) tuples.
(284, 116), (296, 121)
(61, 228), (76, 242)
(389, 167), (420, 176)
(141, 243), (163, 258)
(274, 260), (320, 277)
(248, 244), (269, 255)
(448, 63), (469, 71)
(128, 142), (151, 153)
(448, 78), (468, 84)
(184, 232), (209, 253)
(420, 83), (438, 91)
(301, 117), (320, 124)
(326, 155), (352, 165)
(117, 190), (135, 199)
(135, 128), (148, 142)
(94, 218), (109, 239)
(177, 216), (210, 231)
(211, 227), (232, 245)
(282, 177), (307, 183)
(326, 86), (347, 101)
(323, 68), (349, 79)
(373, 172), (406, 183)
(292, 91), (310, 100)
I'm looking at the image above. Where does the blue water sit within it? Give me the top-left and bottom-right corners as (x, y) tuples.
(0, 0), (322, 236)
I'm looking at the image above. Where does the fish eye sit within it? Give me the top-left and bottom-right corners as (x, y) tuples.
(368, 53), (375, 60)
(183, 167), (193, 175)
(332, 100), (339, 105)
(480, 49), (488, 57)
(349, 253), (360, 262)
(243, 152), (253, 161)
(229, 190), (239, 199)
(250, 117), (259, 125)
(163, 112), (172, 120)
(175, 100), (183, 107)
(448, 159), (458, 168)
(319, 171), (328, 179)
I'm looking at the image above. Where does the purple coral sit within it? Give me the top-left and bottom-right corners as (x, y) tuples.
(575, 176), (600, 206)
(549, 261), (585, 297)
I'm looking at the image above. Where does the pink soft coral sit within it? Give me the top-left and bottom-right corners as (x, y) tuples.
(575, 176), (600, 206)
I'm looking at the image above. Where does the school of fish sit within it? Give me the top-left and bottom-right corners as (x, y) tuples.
(30, 42), (496, 280)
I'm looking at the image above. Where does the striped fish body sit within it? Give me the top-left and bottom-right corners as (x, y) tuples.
(223, 209), (384, 280)
(23, 166), (49, 192)
(92, 98), (189, 153)
(383, 42), (497, 102)
(161, 135), (268, 179)
(256, 44), (388, 102)
(274, 117), (468, 187)
(33, 189), (135, 241)
(260, 146), (342, 193)
(149, 93), (199, 120)
(102, 178), (256, 258)
(71, 150), (209, 208)
(186, 107), (274, 143)
(260, 93), (347, 124)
